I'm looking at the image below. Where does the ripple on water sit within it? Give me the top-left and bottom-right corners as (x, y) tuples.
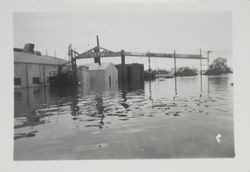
(14, 76), (233, 149)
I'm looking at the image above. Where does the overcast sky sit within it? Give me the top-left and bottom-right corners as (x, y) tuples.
(13, 11), (232, 70)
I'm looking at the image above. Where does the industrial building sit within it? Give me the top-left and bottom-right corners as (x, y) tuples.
(77, 63), (118, 92)
(14, 43), (70, 89)
(116, 63), (144, 91)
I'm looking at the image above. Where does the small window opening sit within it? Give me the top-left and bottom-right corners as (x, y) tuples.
(14, 78), (21, 85)
(33, 77), (40, 84)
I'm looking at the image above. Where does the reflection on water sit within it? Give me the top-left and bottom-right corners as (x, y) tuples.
(14, 75), (234, 160)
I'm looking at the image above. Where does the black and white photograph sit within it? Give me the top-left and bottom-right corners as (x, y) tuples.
(1, 0), (250, 171)
(13, 11), (234, 160)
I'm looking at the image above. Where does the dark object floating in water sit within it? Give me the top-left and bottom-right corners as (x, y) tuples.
(118, 114), (128, 117)
(121, 102), (129, 108)
(173, 112), (180, 117)
(14, 131), (38, 140)
(119, 118), (129, 121)
(85, 124), (102, 128)
(231, 83), (233, 86)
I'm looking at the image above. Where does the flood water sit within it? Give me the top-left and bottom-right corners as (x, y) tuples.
(14, 75), (234, 160)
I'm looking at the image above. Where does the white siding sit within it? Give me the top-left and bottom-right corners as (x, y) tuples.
(87, 63), (118, 92)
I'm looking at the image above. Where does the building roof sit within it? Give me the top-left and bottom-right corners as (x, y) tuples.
(14, 51), (69, 65)
(87, 63), (114, 71)
(77, 65), (89, 70)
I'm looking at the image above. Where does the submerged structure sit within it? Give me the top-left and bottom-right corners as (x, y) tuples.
(14, 43), (71, 89)
(116, 63), (144, 91)
(77, 63), (118, 92)
(88, 63), (118, 90)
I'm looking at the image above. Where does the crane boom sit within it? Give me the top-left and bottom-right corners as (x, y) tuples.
(61, 43), (207, 66)
(74, 47), (206, 60)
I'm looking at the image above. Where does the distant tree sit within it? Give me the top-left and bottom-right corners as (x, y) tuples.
(205, 57), (232, 75)
(175, 67), (198, 76)
(157, 69), (171, 74)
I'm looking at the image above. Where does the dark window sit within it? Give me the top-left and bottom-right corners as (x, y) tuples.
(33, 77), (40, 84)
(14, 78), (21, 86)
(109, 75), (111, 88)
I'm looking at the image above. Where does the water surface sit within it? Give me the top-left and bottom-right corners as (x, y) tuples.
(14, 75), (234, 160)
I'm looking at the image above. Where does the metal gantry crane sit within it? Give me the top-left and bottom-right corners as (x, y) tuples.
(68, 36), (207, 60)
(66, 35), (209, 87)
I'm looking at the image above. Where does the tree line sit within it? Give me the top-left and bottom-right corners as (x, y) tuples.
(144, 57), (232, 80)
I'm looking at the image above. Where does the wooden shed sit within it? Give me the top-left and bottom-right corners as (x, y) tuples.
(87, 63), (118, 92)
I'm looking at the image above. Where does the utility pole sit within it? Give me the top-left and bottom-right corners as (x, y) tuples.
(148, 51), (151, 81)
(207, 50), (212, 95)
(148, 51), (151, 71)
(207, 50), (212, 69)
(200, 49), (202, 96)
(94, 35), (101, 65)
(174, 50), (177, 95)
(121, 50), (126, 86)
(69, 44), (77, 85)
